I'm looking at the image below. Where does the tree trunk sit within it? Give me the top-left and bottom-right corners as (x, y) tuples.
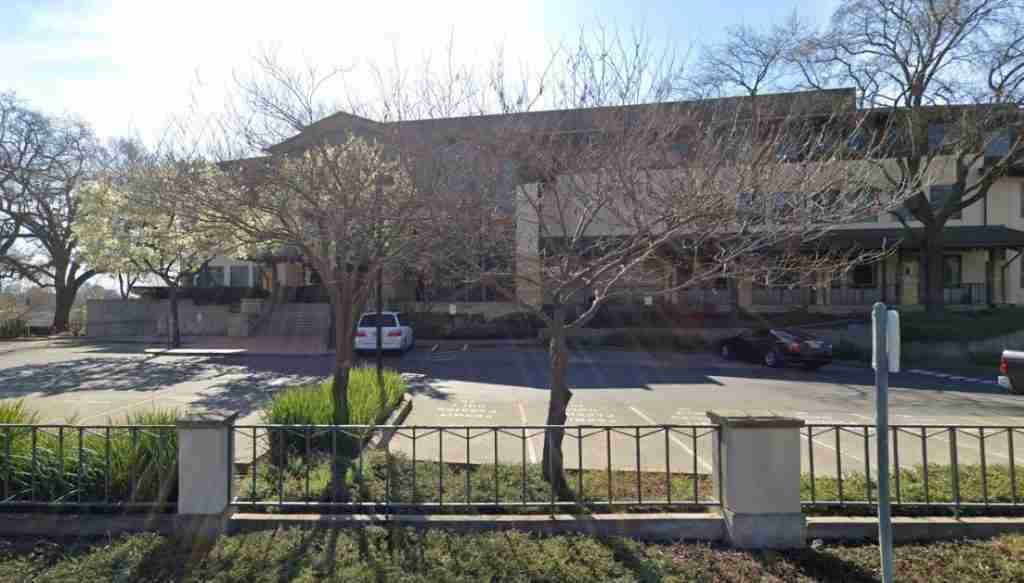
(921, 224), (946, 315)
(168, 285), (181, 348)
(376, 268), (384, 403)
(51, 285), (75, 334)
(541, 310), (572, 496)
(331, 285), (355, 425)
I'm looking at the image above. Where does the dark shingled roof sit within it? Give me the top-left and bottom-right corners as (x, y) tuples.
(824, 226), (1024, 250)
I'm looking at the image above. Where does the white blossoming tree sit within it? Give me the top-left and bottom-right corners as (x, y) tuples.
(77, 159), (230, 347)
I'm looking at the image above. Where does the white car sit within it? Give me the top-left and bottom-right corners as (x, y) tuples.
(354, 312), (414, 353)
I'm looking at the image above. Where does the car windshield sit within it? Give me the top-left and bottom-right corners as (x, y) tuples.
(359, 314), (397, 327)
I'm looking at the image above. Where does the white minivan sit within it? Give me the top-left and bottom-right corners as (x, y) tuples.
(354, 312), (414, 353)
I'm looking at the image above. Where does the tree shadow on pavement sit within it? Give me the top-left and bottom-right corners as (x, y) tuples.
(0, 356), (227, 396)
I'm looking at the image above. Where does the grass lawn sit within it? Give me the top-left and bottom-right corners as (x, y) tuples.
(1, 528), (1022, 582)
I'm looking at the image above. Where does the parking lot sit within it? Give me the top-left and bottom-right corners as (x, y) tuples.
(1, 340), (1022, 477)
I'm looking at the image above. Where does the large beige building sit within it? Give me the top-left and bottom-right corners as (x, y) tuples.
(168, 89), (1024, 317)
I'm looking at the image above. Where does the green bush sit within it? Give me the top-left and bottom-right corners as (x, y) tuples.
(832, 339), (871, 362)
(900, 307), (1024, 342)
(262, 367), (408, 456)
(404, 311), (542, 340)
(0, 319), (28, 339)
(0, 403), (178, 505)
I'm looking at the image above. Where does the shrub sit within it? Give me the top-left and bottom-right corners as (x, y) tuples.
(832, 339), (871, 362)
(0, 403), (179, 505)
(262, 367), (408, 456)
(0, 319), (28, 339)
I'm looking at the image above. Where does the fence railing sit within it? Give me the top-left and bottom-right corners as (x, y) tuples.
(751, 287), (811, 306)
(802, 424), (1024, 513)
(944, 283), (988, 306)
(231, 424), (722, 512)
(0, 424), (178, 510)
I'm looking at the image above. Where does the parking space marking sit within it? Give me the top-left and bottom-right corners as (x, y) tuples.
(565, 404), (617, 425)
(628, 406), (712, 472)
(517, 403), (538, 464)
(435, 400), (496, 421)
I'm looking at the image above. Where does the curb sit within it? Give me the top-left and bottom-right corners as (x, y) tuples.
(368, 393), (414, 450)
(834, 359), (1001, 387)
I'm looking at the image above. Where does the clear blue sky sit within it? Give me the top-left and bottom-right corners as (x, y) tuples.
(1, 0), (838, 142)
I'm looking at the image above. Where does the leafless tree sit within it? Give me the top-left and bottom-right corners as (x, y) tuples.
(687, 13), (811, 99)
(432, 32), (896, 492)
(0, 92), (102, 332)
(797, 0), (1024, 313)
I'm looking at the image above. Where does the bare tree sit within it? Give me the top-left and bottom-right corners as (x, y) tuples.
(0, 92), (102, 332)
(430, 32), (895, 491)
(798, 0), (1024, 313)
(77, 154), (228, 347)
(688, 13), (811, 99)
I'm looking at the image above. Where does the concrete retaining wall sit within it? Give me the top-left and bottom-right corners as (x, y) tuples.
(86, 299), (232, 338)
(399, 302), (522, 320)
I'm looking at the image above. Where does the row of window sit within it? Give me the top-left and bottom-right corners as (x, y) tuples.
(195, 265), (253, 288)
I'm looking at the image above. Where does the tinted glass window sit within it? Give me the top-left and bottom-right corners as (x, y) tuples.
(359, 314), (397, 327)
(229, 265), (250, 287)
(930, 184), (962, 219)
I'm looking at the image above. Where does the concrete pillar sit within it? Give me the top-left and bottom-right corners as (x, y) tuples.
(736, 279), (752, 309)
(707, 411), (806, 549)
(177, 412), (237, 535)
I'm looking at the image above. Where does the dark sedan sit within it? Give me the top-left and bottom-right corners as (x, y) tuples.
(718, 328), (832, 370)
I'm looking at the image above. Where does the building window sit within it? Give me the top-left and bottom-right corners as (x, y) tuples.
(196, 266), (224, 288)
(930, 184), (962, 220)
(927, 122), (946, 152)
(306, 268), (322, 285)
(851, 264), (876, 288)
(943, 255), (962, 287)
(229, 265), (250, 287)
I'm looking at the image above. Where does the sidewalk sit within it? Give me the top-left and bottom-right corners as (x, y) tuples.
(68, 335), (542, 357)
(142, 336), (330, 356)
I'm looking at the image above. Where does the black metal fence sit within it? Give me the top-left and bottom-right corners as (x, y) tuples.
(0, 424), (178, 510)
(231, 424), (722, 513)
(802, 424), (1024, 514)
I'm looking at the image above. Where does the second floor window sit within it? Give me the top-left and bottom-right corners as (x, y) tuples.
(930, 184), (963, 220)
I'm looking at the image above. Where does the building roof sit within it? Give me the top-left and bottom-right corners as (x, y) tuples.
(267, 88), (861, 154)
(824, 226), (1024, 250)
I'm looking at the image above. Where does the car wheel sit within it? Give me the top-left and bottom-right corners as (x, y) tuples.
(720, 343), (733, 360)
(764, 349), (783, 368)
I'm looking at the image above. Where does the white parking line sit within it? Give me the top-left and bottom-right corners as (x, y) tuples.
(517, 403), (538, 464)
(628, 406), (712, 473)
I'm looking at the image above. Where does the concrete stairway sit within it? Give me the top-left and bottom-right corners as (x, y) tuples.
(257, 303), (331, 341)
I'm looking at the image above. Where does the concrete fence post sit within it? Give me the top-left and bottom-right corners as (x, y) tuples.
(707, 411), (806, 549)
(176, 412), (238, 536)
